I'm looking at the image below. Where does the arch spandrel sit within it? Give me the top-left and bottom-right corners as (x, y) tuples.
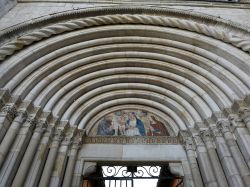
(0, 6), (250, 187)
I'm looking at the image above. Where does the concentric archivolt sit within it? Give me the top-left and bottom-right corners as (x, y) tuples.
(0, 7), (250, 134)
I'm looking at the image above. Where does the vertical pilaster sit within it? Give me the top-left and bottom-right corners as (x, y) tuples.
(218, 120), (250, 186)
(12, 120), (47, 187)
(211, 126), (245, 187)
(193, 134), (218, 187)
(201, 129), (229, 187)
(0, 110), (26, 169)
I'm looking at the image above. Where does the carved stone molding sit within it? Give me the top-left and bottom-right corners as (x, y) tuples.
(0, 7), (250, 61)
(83, 136), (182, 145)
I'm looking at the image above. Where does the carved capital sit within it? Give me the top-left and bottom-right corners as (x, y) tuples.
(200, 130), (213, 142)
(34, 120), (47, 133)
(16, 110), (28, 123)
(229, 114), (245, 130)
(184, 137), (195, 151)
(193, 135), (204, 147)
(239, 107), (250, 121)
(1, 105), (17, 120)
(217, 120), (231, 134)
(210, 126), (223, 137)
(52, 129), (64, 142)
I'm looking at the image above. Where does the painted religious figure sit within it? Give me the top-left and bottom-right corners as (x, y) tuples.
(95, 110), (170, 136)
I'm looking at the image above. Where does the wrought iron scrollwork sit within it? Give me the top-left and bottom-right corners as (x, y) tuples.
(102, 166), (161, 179)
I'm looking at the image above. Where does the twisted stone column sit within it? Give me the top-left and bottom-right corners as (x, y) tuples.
(193, 134), (218, 187)
(184, 137), (203, 187)
(38, 128), (63, 187)
(0, 115), (35, 186)
(0, 110), (26, 169)
(218, 120), (250, 186)
(229, 115), (250, 168)
(211, 126), (245, 187)
(24, 124), (54, 187)
(0, 105), (16, 142)
(201, 130), (229, 187)
(62, 131), (83, 187)
(12, 120), (47, 187)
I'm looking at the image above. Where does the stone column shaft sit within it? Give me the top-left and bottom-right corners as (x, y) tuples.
(181, 160), (195, 187)
(24, 127), (53, 187)
(62, 148), (78, 187)
(212, 127), (245, 187)
(12, 121), (45, 187)
(0, 105), (16, 143)
(220, 122), (250, 187)
(202, 131), (229, 187)
(0, 121), (33, 186)
(230, 117), (250, 168)
(38, 129), (63, 187)
(0, 110), (26, 169)
(71, 158), (84, 187)
(49, 143), (69, 187)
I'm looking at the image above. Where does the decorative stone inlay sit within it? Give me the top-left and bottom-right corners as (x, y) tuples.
(83, 136), (182, 144)
(0, 105), (17, 120)
(0, 12), (250, 61)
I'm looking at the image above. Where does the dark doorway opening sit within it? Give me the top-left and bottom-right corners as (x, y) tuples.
(83, 164), (183, 187)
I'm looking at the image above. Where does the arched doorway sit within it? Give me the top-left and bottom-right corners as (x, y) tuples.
(0, 6), (250, 187)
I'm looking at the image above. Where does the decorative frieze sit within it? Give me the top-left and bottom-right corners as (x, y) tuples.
(83, 136), (182, 145)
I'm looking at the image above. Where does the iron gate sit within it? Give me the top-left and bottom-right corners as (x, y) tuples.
(83, 165), (184, 187)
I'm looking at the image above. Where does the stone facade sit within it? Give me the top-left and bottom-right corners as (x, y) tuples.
(0, 1), (250, 187)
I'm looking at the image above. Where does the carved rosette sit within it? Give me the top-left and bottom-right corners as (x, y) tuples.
(0, 105), (17, 120)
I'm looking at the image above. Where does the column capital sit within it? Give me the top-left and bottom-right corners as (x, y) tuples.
(239, 107), (250, 120)
(34, 120), (48, 133)
(184, 137), (195, 151)
(0, 104), (17, 120)
(217, 119), (231, 134)
(200, 129), (213, 142)
(193, 134), (205, 147)
(210, 126), (223, 137)
(15, 110), (28, 123)
(228, 114), (245, 131)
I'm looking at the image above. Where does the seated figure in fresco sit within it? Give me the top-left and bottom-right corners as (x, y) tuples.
(125, 112), (146, 136)
(147, 115), (169, 136)
(97, 115), (114, 136)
